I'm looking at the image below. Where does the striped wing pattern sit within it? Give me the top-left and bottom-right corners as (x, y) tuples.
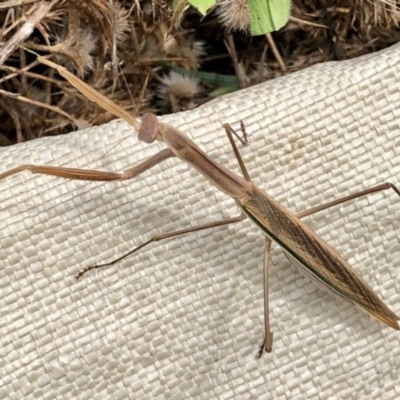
(240, 183), (399, 330)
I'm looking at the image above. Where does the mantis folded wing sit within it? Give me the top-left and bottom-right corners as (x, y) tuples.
(0, 56), (399, 356)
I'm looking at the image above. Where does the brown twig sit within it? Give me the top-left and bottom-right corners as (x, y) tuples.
(265, 33), (286, 73)
(0, 0), (58, 66)
(0, 87), (83, 127)
(0, 0), (42, 11)
(224, 33), (247, 89)
(109, 0), (119, 93)
(0, 99), (24, 142)
(0, 59), (40, 85)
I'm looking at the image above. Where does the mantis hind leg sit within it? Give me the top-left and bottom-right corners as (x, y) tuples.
(295, 183), (400, 219)
(258, 238), (273, 357)
(76, 214), (246, 279)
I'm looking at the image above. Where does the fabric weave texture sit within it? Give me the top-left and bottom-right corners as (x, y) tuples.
(1, 43), (400, 399)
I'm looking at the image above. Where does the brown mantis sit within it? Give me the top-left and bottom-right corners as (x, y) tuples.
(1, 56), (399, 356)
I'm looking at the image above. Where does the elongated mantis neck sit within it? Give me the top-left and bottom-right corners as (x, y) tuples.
(158, 121), (250, 199)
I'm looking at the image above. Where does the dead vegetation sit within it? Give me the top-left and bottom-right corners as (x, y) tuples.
(0, 0), (399, 145)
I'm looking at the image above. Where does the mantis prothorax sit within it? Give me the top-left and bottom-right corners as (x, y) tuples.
(1, 56), (399, 356)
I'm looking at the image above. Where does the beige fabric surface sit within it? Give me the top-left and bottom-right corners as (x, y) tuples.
(1, 43), (400, 399)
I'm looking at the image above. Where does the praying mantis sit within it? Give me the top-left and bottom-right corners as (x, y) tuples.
(1, 56), (399, 356)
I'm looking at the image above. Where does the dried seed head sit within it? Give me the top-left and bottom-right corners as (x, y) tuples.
(158, 72), (201, 112)
(190, 40), (206, 59)
(216, 0), (250, 33)
(163, 32), (205, 69)
(70, 29), (97, 71)
(160, 72), (200, 98)
(112, 3), (131, 42)
(54, 28), (97, 74)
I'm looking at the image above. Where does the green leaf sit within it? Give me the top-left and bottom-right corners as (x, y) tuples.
(171, 67), (239, 88)
(187, 0), (216, 15)
(209, 87), (238, 98)
(248, 0), (291, 36)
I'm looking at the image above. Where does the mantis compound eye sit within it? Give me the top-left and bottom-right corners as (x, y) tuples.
(139, 113), (159, 143)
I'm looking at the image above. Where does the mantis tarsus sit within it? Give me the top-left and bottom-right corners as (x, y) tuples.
(1, 56), (399, 356)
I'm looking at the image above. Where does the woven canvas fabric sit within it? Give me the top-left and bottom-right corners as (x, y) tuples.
(1, 43), (400, 399)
